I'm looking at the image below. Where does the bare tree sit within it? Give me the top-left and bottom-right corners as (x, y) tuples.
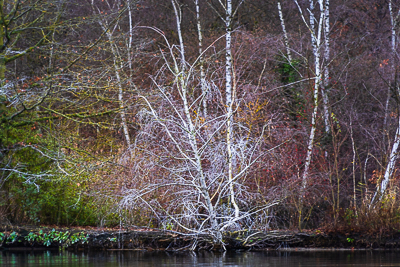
(89, 0), (139, 156)
(287, 0), (331, 226)
(206, 0), (246, 220)
(118, 1), (281, 247)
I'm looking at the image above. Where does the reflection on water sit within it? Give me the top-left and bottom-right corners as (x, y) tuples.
(2, 249), (400, 266)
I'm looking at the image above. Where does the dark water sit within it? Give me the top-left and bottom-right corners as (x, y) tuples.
(2, 250), (400, 266)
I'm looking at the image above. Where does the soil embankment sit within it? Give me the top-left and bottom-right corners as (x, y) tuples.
(1, 226), (400, 251)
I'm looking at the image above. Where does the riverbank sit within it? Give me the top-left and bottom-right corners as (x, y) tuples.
(1, 225), (400, 251)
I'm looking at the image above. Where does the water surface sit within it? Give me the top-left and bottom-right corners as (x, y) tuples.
(2, 249), (400, 266)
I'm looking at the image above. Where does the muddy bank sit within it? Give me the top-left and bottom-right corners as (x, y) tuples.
(1, 226), (400, 251)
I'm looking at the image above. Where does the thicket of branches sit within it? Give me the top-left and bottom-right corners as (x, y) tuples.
(2, 0), (400, 243)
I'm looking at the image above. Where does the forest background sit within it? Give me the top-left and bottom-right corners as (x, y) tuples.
(1, 0), (400, 243)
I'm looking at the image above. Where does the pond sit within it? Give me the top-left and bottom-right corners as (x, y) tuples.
(1, 249), (400, 266)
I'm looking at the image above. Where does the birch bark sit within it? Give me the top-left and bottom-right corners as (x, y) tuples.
(291, 0), (326, 227)
(127, 1), (137, 92)
(278, 2), (292, 63)
(195, 0), (208, 118)
(378, 117), (400, 197)
(224, 0), (240, 219)
(321, 0), (331, 135)
(372, 0), (400, 201)
(294, 0), (324, 193)
(171, 0), (220, 238)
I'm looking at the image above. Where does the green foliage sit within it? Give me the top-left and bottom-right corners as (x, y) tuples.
(0, 101), (54, 223)
(0, 101), (104, 226)
(52, 230), (70, 243)
(26, 232), (40, 242)
(331, 112), (341, 133)
(163, 221), (174, 231)
(68, 232), (89, 245)
(0, 229), (90, 247)
(4, 175), (99, 226)
(6, 232), (18, 243)
(277, 59), (301, 84)
(0, 74), (119, 227)
(344, 208), (356, 226)
(275, 58), (306, 121)
(24, 229), (70, 246)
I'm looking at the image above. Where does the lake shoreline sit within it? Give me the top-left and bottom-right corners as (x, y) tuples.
(1, 225), (400, 251)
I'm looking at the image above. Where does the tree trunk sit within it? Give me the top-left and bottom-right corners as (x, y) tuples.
(278, 2), (292, 62)
(91, 0), (132, 153)
(171, 0), (220, 240)
(373, 0), (400, 201)
(195, 0), (208, 118)
(294, 0), (325, 227)
(225, 0), (240, 220)
(321, 0), (331, 135)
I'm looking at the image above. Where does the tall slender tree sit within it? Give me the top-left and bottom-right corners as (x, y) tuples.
(372, 0), (400, 202)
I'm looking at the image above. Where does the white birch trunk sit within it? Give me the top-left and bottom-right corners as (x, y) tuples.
(377, 116), (400, 198)
(384, 0), (398, 131)
(108, 32), (132, 152)
(127, 1), (135, 92)
(373, 0), (400, 200)
(321, 0), (331, 134)
(291, 0), (331, 201)
(171, 0), (186, 72)
(171, 0), (220, 238)
(301, 81), (320, 191)
(350, 119), (357, 209)
(278, 2), (292, 62)
(195, 0), (208, 118)
(299, 0), (323, 191)
(225, 0), (240, 219)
